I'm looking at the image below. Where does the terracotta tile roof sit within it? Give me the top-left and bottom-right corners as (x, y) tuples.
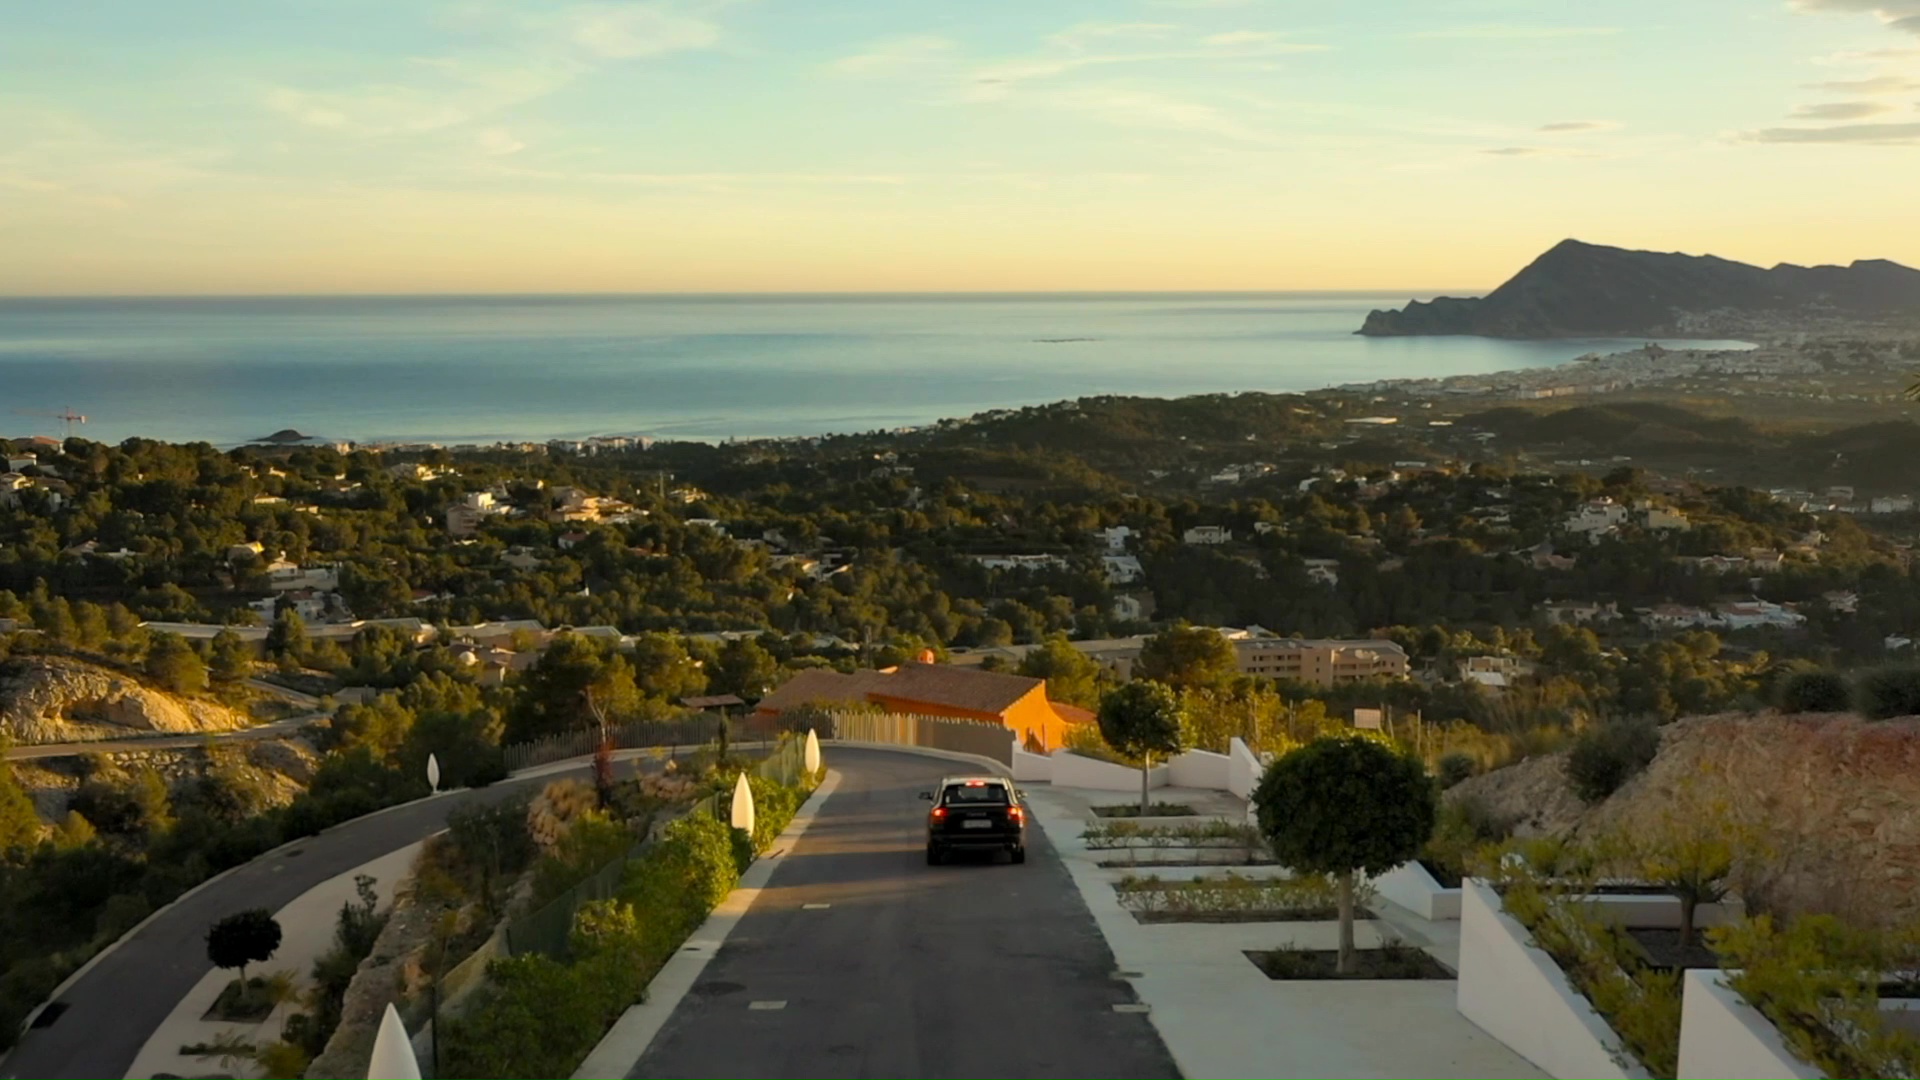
(1055, 703), (1097, 727)
(868, 662), (1043, 715)
(754, 662), (1042, 717)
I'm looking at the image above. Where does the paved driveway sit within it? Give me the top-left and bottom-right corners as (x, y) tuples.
(630, 747), (1180, 1079)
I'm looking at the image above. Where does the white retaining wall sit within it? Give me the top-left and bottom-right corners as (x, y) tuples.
(1226, 737), (1263, 799)
(1677, 969), (1819, 1080)
(1373, 860), (1462, 921)
(1011, 742), (1052, 782)
(1048, 750), (1169, 791)
(1456, 878), (1650, 1080)
(1167, 748), (1231, 790)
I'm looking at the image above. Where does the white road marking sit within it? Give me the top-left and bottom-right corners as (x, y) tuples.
(749, 1000), (788, 1010)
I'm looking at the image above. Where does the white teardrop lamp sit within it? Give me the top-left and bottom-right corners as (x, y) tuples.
(368, 1002), (422, 1080)
(803, 729), (821, 776)
(730, 770), (755, 835)
(426, 753), (441, 794)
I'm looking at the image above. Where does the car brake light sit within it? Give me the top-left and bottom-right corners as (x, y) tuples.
(1007, 806), (1023, 822)
(965, 779), (985, 786)
(930, 807), (947, 819)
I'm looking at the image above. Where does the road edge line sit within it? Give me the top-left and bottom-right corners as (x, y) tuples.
(571, 767), (844, 1080)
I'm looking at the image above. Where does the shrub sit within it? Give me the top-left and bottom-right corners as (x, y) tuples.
(1713, 915), (1920, 1078)
(1564, 719), (1661, 804)
(1855, 666), (1920, 720)
(1778, 670), (1852, 714)
(1435, 752), (1477, 789)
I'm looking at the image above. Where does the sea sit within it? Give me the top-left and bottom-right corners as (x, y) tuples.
(0, 294), (1756, 447)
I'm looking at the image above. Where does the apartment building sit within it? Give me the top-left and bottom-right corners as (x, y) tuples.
(1232, 637), (1410, 686)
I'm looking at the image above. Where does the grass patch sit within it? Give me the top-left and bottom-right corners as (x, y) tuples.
(1093, 802), (1197, 818)
(1245, 940), (1452, 980)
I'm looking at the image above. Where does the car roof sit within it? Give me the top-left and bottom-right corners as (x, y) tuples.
(939, 775), (1010, 785)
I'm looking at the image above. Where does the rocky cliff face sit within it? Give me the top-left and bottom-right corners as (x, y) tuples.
(1359, 239), (1920, 338)
(0, 657), (251, 744)
(1454, 712), (1920, 925)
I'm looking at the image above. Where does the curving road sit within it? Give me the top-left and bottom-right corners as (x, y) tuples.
(631, 748), (1180, 1079)
(0, 759), (610, 1080)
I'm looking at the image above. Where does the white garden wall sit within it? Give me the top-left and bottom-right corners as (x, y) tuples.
(1676, 969), (1819, 1080)
(1047, 750), (1169, 791)
(1373, 860), (1462, 921)
(1011, 742), (1053, 782)
(1167, 748), (1231, 790)
(1456, 879), (1650, 1080)
(1226, 737), (1263, 799)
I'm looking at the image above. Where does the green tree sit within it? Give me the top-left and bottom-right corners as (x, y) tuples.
(1097, 680), (1186, 815)
(1254, 737), (1437, 974)
(265, 610), (307, 664)
(144, 633), (208, 695)
(208, 629), (253, 685)
(206, 909), (283, 988)
(627, 633), (707, 703)
(1136, 624), (1239, 691)
(0, 758), (43, 853)
(711, 637), (779, 701)
(1017, 633), (1106, 709)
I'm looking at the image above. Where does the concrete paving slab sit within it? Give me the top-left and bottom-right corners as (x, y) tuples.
(1026, 784), (1543, 1080)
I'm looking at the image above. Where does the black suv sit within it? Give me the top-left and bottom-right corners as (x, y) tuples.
(921, 776), (1027, 865)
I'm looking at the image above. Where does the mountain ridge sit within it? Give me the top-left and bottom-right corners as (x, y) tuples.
(1358, 239), (1920, 338)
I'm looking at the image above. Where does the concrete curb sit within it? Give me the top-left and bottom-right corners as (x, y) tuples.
(571, 768), (844, 1080)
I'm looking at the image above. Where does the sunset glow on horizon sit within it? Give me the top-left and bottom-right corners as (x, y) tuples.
(5, 0), (1920, 296)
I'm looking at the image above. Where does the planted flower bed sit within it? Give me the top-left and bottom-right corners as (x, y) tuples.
(1083, 819), (1272, 866)
(1114, 871), (1373, 923)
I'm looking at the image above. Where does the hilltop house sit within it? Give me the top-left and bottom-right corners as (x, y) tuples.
(1182, 525), (1231, 545)
(752, 661), (1086, 751)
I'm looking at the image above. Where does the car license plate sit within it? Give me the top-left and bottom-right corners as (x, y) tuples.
(963, 819), (992, 829)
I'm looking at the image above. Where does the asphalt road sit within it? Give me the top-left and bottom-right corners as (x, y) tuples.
(630, 747), (1180, 1080)
(0, 760), (605, 1080)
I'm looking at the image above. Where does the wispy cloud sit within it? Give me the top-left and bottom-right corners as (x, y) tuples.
(1537, 119), (1621, 132)
(1045, 86), (1279, 144)
(1747, 119), (1920, 142)
(1790, 0), (1920, 35)
(1790, 100), (1896, 119)
(564, 3), (720, 59)
(1204, 30), (1284, 46)
(1802, 74), (1920, 92)
(476, 127), (526, 155)
(1412, 25), (1621, 40)
(828, 35), (955, 76)
(1479, 145), (1592, 157)
(962, 27), (1327, 101)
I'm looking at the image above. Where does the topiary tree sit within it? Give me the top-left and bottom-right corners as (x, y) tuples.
(1778, 670), (1850, 714)
(1564, 719), (1661, 804)
(1097, 680), (1186, 816)
(1855, 666), (1920, 720)
(1254, 736), (1437, 974)
(207, 908), (282, 988)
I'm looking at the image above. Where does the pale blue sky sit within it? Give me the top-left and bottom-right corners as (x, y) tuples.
(2, 0), (1917, 293)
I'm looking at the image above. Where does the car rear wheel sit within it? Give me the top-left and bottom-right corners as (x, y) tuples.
(1010, 845), (1027, 864)
(926, 843), (942, 866)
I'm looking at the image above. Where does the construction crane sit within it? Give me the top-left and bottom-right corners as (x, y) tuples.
(12, 408), (88, 439)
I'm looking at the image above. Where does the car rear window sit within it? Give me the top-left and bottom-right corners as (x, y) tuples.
(942, 783), (1009, 805)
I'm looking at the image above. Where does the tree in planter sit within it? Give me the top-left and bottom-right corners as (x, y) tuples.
(1254, 737), (1437, 974)
(1629, 788), (1764, 948)
(1097, 680), (1186, 816)
(207, 908), (283, 995)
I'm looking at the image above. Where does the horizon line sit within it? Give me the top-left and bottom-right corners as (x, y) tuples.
(0, 287), (1490, 302)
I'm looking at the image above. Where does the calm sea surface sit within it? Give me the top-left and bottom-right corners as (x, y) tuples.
(0, 294), (1753, 446)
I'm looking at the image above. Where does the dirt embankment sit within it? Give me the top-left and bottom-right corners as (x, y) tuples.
(0, 656), (252, 744)
(1452, 712), (1920, 925)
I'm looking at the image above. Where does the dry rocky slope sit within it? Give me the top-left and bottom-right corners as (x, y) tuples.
(1453, 712), (1920, 926)
(0, 656), (251, 744)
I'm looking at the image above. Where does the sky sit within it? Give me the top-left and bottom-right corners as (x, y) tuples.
(2, 0), (1918, 295)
